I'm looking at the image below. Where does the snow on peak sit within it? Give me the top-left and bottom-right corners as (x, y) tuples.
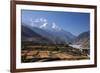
(40, 22), (48, 28)
(52, 22), (61, 31)
(30, 18), (62, 31)
(52, 22), (56, 29)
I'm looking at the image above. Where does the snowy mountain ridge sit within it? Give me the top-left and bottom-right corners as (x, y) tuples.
(30, 18), (62, 31)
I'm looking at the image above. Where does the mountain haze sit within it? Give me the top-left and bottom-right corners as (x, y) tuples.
(21, 18), (76, 44)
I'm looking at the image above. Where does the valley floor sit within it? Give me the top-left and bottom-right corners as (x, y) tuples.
(21, 45), (90, 63)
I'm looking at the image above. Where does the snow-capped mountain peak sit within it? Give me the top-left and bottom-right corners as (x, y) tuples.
(30, 18), (62, 31)
(52, 22), (61, 31)
(40, 22), (48, 28)
(52, 22), (56, 29)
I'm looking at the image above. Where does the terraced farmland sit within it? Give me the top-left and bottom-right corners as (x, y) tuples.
(21, 45), (89, 63)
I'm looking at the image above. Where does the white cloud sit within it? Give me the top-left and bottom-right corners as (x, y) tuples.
(34, 19), (40, 22)
(30, 18), (35, 26)
(29, 18), (61, 31)
(43, 19), (47, 22)
(40, 18), (47, 22)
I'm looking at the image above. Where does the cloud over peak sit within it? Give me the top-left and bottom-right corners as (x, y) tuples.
(29, 17), (62, 31)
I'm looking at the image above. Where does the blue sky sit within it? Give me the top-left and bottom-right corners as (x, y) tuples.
(21, 10), (90, 36)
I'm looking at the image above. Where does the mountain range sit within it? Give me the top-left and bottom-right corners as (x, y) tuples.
(21, 18), (90, 48)
(73, 31), (90, 48)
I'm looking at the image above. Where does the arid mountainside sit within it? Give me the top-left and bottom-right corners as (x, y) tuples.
(73, 31), (90, 49)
